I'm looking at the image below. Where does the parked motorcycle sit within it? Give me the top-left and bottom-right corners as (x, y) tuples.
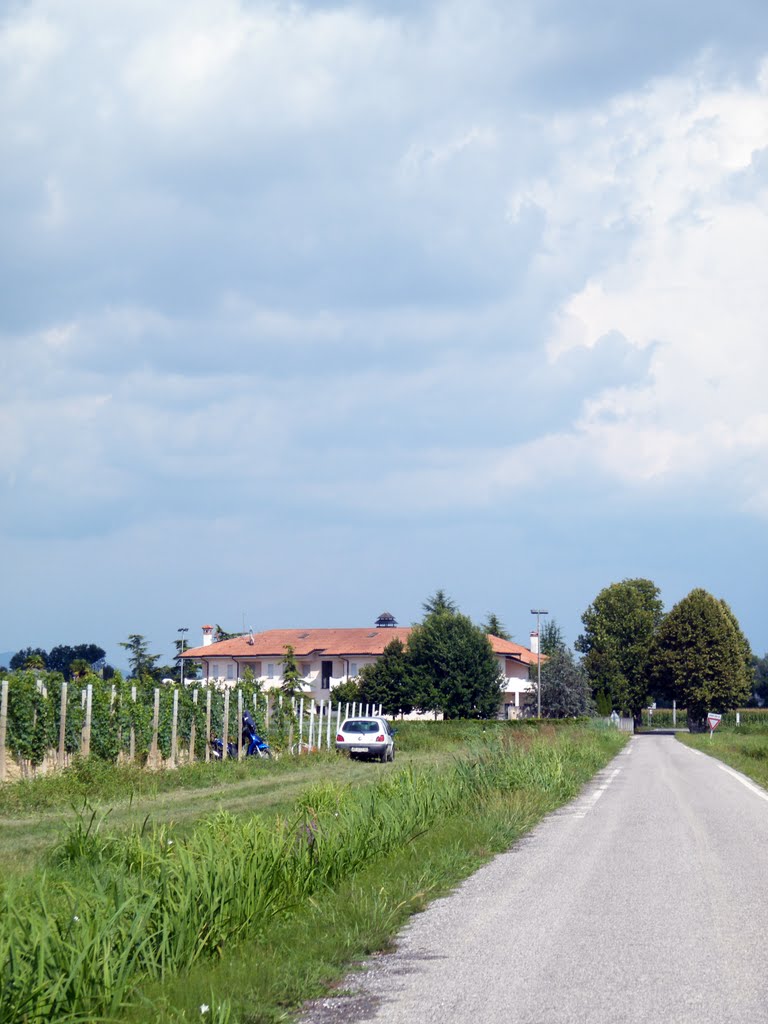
(210, 710), (271, 760)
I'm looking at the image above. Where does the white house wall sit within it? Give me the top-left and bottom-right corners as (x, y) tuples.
(201, 655), (378, 698)
(201, 652), (534, 717)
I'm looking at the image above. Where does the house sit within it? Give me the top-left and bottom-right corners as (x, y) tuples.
(181, 620), (540, 718)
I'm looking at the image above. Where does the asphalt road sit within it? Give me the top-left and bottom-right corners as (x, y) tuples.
(302, 735), (768, 1024)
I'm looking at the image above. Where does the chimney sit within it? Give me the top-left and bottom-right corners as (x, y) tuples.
(530, 630), (539, 656)
(202, 625), (214, 647)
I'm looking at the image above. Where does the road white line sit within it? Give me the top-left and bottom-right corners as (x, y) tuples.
(573, 767), (622, 819)
(688, 748), (703, 757)
(718, 764), (768, 803)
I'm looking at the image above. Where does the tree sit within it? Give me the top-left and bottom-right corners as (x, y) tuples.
(753, 652), (768, 706)
(650, 588), (752, 730)
(422, 589), (457, 616)
(119, 634), (161, 681)
(532, 648), (594, 718)
(280, 644), (304, 699)
(408, 607), (502, 719)
(357, 638), (416, 717)
(214, 625), (241, 642)
(69, 658), (91, 680)
(540, 619), (567, 656)
(10, 648), (48, 671)
(576, 578), (664, 721)
(331, 678), (362, 705)
(482, 613), (512, 640)
(47, 644), (106, 680)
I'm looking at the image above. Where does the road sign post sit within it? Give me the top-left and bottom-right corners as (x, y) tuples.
(707, 712), (722, 738)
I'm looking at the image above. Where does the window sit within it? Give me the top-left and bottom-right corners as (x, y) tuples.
(212, 663), (219, 679)
(301, 663), (311, 677)
(321, 660), (332, 689)
(267, 663), (275, 679)
(350, 663), (358, 677)
(227, 664), (234, 680)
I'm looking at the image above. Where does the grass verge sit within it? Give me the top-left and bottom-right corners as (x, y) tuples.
(676, 727), (768, 789)
(0, 722), (626, 1023)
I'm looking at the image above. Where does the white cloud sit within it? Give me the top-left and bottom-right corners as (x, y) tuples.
(521, 63), (768, 505)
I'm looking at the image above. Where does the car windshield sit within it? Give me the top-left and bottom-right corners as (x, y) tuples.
(343, 720), (380, 734)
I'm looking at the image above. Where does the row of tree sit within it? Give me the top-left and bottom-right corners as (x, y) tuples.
(6, 644), (109, 680)
(3, 636), (197, 685)
(575, 580), (755, 728)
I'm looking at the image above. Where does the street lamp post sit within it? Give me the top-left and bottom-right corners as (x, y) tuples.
(530, 609), (548, 718)
(178, 627), (188, 687)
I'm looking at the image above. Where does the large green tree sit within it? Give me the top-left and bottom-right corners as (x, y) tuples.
(576, 578), (663, 720)
(409, 607), (502, 719)
(357, 638), (416, 717)
(119, 634), (161, 682)
(533, 647), (594, 718)
(650, 588), (752, 730)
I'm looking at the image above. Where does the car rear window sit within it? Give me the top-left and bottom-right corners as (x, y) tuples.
(343, 720), (380, 734)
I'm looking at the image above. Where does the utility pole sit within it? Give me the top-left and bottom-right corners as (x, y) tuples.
(178, 627), (188, 687)
(530, 609), (548, 718)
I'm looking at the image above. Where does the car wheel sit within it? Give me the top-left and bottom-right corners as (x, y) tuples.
(389, 746), (395, 762)
(379, 748), (387, 763)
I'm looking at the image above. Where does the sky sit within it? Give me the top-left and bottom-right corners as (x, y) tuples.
(2, 0), (768, 670)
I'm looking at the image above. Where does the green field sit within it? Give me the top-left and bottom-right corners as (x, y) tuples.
(1, 720), (626, 1024)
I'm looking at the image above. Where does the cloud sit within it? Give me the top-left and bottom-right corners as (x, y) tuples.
(3, 0), (768, 551)
(510, 62), (768, 508)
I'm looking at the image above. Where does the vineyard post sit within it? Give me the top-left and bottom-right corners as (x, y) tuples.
(327, 699), (332, 748)
(237, 689), (243, 760)
(345, 702), (349, 722)
(222, 688), (230, 761)
(265, 693), (271, 730)
(318, 699), (324, 749)
(298, 697), (304, 753)
(335, 701), (342, 739)
(58, 680), (68, 768)
(205, 687), (212, 762)
(82, 684), (93, 759)
(190, 688), (198, 764)
(0, 679), (8, 783)
(150, 688), (160, 767)
(129, 686), (137, 762)
(170, 688), (179, 768)
(308, 702), (315, 750)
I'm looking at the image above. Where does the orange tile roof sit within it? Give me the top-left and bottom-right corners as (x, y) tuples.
(182, 628), (537, 661)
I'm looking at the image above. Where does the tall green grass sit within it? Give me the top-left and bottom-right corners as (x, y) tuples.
(0, 723), (625, 1023)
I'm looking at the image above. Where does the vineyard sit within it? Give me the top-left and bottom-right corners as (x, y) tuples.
(0, 670), (382, 781)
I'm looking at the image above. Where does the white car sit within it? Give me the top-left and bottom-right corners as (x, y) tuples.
(335, 717), (395, 762)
